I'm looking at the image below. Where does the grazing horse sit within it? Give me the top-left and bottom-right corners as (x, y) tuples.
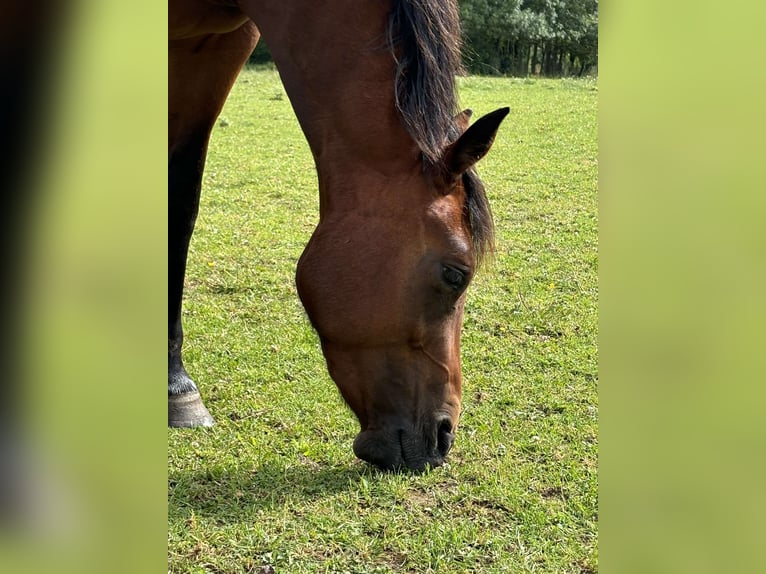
(169, 0), (509, 471)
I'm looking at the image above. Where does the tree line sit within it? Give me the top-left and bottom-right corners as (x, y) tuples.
(248, 0), (598, 77)
(460, 0), (598, 76)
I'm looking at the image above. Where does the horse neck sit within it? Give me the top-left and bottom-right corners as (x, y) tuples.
(246, 0), (423, 214)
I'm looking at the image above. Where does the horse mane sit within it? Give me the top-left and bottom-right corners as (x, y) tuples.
(387, 0), (495, 265)
(387, 0), (462, 165)
(461, 168), (495, 266)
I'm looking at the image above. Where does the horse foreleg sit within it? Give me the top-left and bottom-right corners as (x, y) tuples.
(168, 22), (259, 427)
(168, 131), (215, 426)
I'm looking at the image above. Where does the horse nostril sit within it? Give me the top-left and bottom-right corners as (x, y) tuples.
(436, 418), (455, 457)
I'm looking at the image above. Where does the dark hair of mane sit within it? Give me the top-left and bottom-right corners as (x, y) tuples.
(387, 0), (462, 165)
(462, 168), (495, 267)
(387, 0), (495, 265)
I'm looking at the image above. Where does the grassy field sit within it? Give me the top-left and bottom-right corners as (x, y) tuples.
(168, 69), (598, 573)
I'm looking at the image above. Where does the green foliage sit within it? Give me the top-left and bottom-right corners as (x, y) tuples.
(248, 40), (274, 67)
(459, 0), (598, 76)
(169, 69), (597, 573)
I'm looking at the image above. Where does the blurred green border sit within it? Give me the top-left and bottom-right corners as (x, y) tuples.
(3, 2), (167, 572)
(6, 1), (765, 571)
(601, 2), (765, 572)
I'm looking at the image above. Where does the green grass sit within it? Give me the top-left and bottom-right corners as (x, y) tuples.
(169, 69), (597, 573)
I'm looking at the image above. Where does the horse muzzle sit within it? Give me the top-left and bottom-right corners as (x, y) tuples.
(352, 416), (455, 472)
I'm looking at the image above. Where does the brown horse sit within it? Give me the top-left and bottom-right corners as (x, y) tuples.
(169, 0), (508, 471)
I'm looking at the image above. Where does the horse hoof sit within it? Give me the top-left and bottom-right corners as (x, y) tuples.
(168, 391), (215, 427)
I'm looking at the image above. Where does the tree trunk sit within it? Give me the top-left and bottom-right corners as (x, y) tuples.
(542, 43), (552, 76)
(516, 43), (529, 76)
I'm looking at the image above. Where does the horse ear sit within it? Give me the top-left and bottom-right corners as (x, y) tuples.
(444, 107), (510, 179)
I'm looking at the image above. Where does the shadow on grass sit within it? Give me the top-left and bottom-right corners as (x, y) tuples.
(168, 460), (373, 523)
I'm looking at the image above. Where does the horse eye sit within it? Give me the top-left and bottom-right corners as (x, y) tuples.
(442, 265), (467, 290)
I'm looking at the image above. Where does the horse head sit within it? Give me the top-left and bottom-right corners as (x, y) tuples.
(296, 108), (508, 470)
